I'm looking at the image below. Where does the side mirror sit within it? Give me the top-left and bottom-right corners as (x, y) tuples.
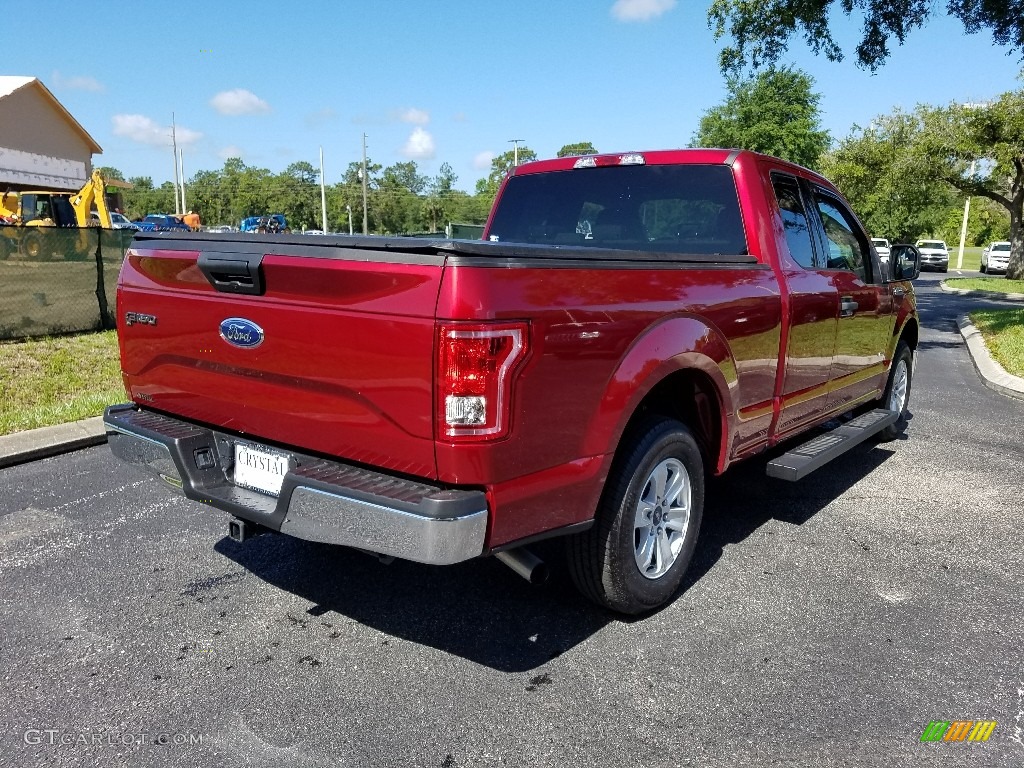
(889, 244), (921, 281)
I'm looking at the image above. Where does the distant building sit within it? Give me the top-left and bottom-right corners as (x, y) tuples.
(0, 76), (102, 192)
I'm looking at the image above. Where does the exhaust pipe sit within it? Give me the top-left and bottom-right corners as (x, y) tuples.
(495, 548), (548, 585)
(228, 517), (264, 543)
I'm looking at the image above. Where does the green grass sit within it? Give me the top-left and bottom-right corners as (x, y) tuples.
(970, 308), (1024, 377)
(947, 246), (981, 272)
(0, 331), (125, 436)
(946, 277), (1024, 294)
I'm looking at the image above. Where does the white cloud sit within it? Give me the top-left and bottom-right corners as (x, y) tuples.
(610, 0), (677, 22)
(112, 114), (202, 148)
(398, 108), (430, 125)
(219, 145), (244, 160)
(51, 70), (104, 92)
(401, 127), (435, 159)
(210, 89), (271, 116)
(473, 151), (495, 170)
(305, 107), (338, 128)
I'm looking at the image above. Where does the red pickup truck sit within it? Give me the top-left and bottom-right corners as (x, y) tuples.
(104, 149), (920, 614)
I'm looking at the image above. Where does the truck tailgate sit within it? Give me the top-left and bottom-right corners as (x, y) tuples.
(117, 236), (444, 479)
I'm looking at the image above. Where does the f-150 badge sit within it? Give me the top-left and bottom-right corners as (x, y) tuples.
(219, 318), (264, 348)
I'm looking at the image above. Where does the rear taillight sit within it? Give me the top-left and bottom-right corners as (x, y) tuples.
(437, 322), (528, 441)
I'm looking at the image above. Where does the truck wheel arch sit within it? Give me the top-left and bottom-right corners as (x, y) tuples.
(587, 317), (735, 476)
(896, 316), (919, 353)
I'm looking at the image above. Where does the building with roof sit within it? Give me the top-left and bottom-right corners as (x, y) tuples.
(0, 76), (102, 192)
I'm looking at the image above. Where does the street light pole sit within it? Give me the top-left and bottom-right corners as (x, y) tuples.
(171, 113), (181, 215)
(178, 148), (186, 214)
(319, 146), (328, 234)
(361, 133), (369, 235)
(508, 138), (525, 167)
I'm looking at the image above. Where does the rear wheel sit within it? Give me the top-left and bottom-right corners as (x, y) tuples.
(980, 262), (987, 273)
(878, 341), (913, 441)
(567, 418), (704, 615)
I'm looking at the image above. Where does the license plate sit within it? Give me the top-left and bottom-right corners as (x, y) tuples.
(233, 442), (290, 497)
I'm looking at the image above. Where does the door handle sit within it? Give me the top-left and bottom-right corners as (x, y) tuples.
(840, 297), (859, 317)
(892, 286), (906, 298)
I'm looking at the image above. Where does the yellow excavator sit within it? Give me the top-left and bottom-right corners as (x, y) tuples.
(0, 170), (123, 259)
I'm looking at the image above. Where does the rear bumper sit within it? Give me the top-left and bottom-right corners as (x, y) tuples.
(103, 404), (488, 565)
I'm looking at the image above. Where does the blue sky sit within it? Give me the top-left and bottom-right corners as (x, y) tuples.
(13, 0), (1022, 192)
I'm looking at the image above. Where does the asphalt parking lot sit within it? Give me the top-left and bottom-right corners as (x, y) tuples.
(1, 271), (1022, 768)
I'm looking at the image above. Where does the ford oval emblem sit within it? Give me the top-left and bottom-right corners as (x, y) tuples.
(219, 317), (264, 348)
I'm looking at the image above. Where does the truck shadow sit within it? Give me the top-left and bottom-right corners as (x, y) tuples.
(679, 437), (898, 597)
(215, 432), (902, 669)
(214, 530), (608, 673)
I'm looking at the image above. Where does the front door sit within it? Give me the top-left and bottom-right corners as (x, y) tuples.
(806, 188), (892, 412)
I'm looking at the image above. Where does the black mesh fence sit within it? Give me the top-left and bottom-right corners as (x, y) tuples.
(0, 227), (134, 340)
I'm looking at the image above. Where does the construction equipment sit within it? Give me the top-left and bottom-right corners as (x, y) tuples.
(0, 171), (126, 259)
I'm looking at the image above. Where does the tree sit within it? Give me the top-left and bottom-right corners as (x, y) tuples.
(708, 0), (1024, 76)
(275, 161), (320, 230)
(820, 111), (958, 242)
(121, 176), (176, 219)
(95, 166), (125, 181)
(557, 142), (598, 157)
(475, 147), (539, 201)
(424, 163), (458, 232)
(692, 67), (830, 169)
(914, 90), (1024, 279)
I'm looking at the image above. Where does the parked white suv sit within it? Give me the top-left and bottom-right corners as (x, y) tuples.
(871, 238), (891, 262)
(981, 241), (1011, 274)
(915, 240), (949, 273)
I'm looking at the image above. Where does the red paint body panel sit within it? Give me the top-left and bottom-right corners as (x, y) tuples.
(115, 149), (919, 552)
(433, 264), (782, 545)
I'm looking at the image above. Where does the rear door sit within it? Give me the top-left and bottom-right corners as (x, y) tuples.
(117, 235), (446, 479)
(769, 172), (839, 436)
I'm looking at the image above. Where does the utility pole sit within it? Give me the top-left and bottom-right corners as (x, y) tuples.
(957, 103), (991, 271)
(361, 133), (369, 235)
(178, 148), (186, 214)
(346, 204), (353, 235)
(171, 113), (181, 214)
(508, 138), (525, 167)
(956, 160), (977, 271)
(319, 146), (328, 234)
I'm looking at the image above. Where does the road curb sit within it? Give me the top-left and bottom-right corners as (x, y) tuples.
(0, 416), (107, 469)
(957, 315), (1024, 401)
(940, 282), (1024, 301)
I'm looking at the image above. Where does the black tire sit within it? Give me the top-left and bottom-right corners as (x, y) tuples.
(567, 418), (704, 615)
(980, 263), (987, 273)
(23, 231), (44, 260)
(878, 341), (914, 441)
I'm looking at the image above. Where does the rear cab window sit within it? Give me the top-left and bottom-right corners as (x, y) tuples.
(486, 164), (747, 256)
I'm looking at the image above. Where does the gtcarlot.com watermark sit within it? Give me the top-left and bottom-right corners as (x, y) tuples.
(24, 729), (203, 747)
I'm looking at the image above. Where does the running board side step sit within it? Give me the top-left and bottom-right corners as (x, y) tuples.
(766, 409), (898, 481)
